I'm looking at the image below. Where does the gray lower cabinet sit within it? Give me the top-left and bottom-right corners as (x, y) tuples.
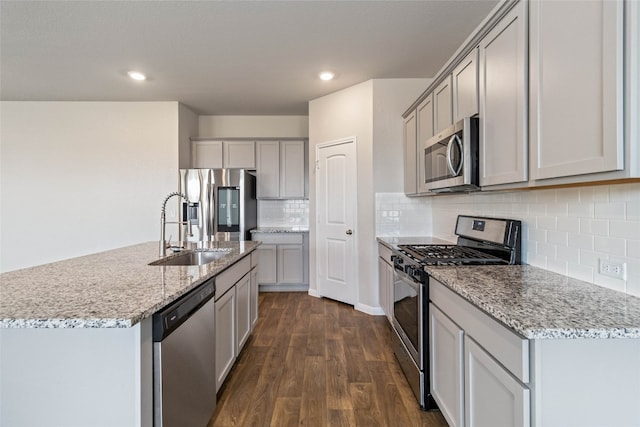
(252, 232), (308, 290)
(214, 255), (254, 392)
(430, 279), (530, 427)
(377, 242), (394, 323)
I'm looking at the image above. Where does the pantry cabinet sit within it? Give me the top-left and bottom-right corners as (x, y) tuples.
(256, 140), (306, 199)
(452, 48), (478, 123)
(403, 110), (418, 195)
(192, 140), (255, 169)
(478, 0), (528, 187)
(433, 76), (453, 133)
(529, 0), (624, 181)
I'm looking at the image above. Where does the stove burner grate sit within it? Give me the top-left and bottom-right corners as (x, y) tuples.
(398, 244), (504, 265)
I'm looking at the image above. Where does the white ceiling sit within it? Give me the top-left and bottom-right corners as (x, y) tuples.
(0, 0), (499, 115)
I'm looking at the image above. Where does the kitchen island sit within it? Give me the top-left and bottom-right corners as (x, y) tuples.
(0, 241), (259, 427)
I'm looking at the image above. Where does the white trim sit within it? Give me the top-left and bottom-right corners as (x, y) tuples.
(258, 284), (309, 292)
(355, 303), (385, 316)
(314, 137), (359, 307)
(307, 288), (321, 298)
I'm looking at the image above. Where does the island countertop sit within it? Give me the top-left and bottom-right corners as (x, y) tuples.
(426, 265), (640, 340)
(0, 241), (259, 329)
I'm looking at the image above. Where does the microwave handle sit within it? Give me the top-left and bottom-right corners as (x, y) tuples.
(446, 134), (463, 176)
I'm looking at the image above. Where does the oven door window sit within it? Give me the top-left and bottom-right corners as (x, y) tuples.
(393, 272), (420, 355)
(424, 131), (463, 183)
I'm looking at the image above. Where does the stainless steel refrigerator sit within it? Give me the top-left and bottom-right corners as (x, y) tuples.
(178, 169), (257, 242)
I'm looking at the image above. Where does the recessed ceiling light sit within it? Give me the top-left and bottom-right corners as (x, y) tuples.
(319, 71), (335, 81)
(127, 71), (146, 81)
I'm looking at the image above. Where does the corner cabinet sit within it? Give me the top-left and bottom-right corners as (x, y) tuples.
(403, 110), (418, 195)
(479, 0), (528, 187)
(256, 140), (306, 199)
(192, 140), (255, 169)
(529, 0), (624, 181)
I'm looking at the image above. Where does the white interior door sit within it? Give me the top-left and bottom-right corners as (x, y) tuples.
(316, 139), (357, 305)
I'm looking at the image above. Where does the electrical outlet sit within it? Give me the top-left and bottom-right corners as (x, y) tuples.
(599, 259), (627, 279)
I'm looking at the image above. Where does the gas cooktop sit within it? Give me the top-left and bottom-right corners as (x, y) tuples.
(397, 244), (505, 266)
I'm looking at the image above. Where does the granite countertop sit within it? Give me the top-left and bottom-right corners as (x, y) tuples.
(251, 227), (309, 233)
(0, 241), (259, 329)
(427, 265), (640, 340)
(377, 235), (454, 249)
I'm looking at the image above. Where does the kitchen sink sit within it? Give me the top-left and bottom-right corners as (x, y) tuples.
(149, 248), (232, 266)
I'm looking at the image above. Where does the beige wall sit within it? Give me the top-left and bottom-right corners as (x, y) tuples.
(308, 79), (429, 312)
(198, 115), (308, 138)
(0, 102), (180, 272)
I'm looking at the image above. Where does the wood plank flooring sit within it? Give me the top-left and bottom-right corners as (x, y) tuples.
(208, 292), (448, 427)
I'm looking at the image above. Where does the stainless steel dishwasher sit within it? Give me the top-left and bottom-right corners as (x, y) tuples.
(153, 278), (216, 427)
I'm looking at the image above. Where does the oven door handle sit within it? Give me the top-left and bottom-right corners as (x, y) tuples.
(446, 134), (463, 177)
(394, 266), (422, 287)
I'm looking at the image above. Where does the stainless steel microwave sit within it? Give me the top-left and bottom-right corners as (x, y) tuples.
(423, 117), (479, 193)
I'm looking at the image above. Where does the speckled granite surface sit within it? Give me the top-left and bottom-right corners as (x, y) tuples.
(0, 241), (259, 329)
(427, 265), (640, 339)
(251, 227), (309, 233)
(377, 236), (454, 249)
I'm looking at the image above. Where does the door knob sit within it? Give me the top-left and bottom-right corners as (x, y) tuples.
(346, 229), (353, 235)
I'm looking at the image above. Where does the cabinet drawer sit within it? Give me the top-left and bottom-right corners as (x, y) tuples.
(252, 233), (303, 245)
(216, 256), (251, 300)
(430, 279), (529, 383)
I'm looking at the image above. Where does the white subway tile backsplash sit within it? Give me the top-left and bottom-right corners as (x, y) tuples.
(377, 183), (639, 297)
(258, 199), (309, 227)
(593, 236), (626, 257)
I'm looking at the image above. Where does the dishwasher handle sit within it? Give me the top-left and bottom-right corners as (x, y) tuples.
(152, 278), (215, 342)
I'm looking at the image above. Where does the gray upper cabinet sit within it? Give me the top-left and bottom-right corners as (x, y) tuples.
(452, 48), (479, 122)
(417, 94), (434, 194)
(256, 140), (306, 199)
(529, 0), (624, 181)
(192, 140), (255, 169)
(433, 76), (453, 133)
(479, 0), (528, 187)
(403, 110), (418, 195)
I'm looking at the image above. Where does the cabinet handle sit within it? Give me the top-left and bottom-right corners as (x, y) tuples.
(346, 229), (353, 235)
(446, 134), (463, 177)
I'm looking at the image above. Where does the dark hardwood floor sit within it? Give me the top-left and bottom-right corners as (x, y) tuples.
(208, 292), (448, 427)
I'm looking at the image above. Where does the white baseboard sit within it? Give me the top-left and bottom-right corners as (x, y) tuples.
(307, 288), (320, 298)
(355, 303), (385, 316)
(259, 284), (309, 292)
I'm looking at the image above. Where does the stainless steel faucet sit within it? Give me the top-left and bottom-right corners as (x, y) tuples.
(159, 192), (193, 256)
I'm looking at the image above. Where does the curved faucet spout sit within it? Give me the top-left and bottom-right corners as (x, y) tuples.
(159, 192), (192, 256)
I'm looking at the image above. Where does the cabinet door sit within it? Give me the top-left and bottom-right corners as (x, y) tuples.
(378, 257), (389, 317)
(453, 48), (479, 122)
(224, 141), (255, 169)
(479, 1), (528, 187)
(256, 141), (280, 198)
(529, 0), (623, 180)
(235, 273), (251, 352)
(465, 336), (530, 427)
(280, 140), (305, 198)
(417, 95), (434, 194)
(250, 266), (258, 330)
(434, 75), (453, 133)
(430, 304), (464, 427)
(403, 110), (418, 195)
(256, 244), (277, 284)
(215, 288), (236, 392)
(192, 140), (223, 169)
(277, 244), (304, 284)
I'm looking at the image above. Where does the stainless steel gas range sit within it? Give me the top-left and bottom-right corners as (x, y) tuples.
(390, 215), (521, 410)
